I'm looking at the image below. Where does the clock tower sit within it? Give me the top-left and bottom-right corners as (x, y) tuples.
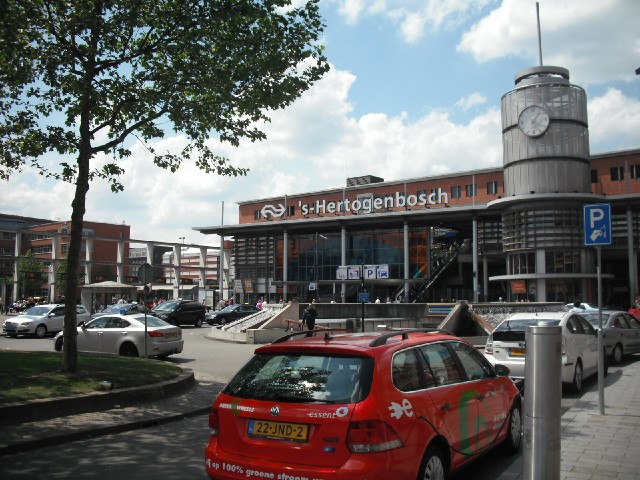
(501, 66), (590, 196)
(495, 65), (594, 302)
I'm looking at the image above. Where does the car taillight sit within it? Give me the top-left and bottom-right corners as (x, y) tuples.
(147, 331), (164, 337)
(485, 335), (493, 355)
(347, 420), (403, 453)
(209, 407), (219, 436)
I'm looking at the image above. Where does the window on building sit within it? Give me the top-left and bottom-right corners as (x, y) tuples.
(611, 166), (624, 181)
(591, 169), (598, 183)
(287, 205), (295, 217)
(630, 164), (640, 180)
(487, 181), (499, 195)
(61, 243), (68, 253)
(451, 186), (461, 199)
(465, 184), (476, 197)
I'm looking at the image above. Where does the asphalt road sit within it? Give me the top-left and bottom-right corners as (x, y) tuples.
(0, 317), (601, 479)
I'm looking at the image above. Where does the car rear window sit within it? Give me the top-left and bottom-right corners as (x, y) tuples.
(224, 353), (373, 404)
(493, 318), (560, 340)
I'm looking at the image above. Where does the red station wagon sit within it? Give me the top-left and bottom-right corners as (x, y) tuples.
(204, 328), (522, 480)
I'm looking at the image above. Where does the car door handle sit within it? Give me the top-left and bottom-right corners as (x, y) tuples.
(440, 403), (451, 411)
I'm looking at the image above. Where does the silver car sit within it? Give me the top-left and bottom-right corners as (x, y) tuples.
(54, 313), (183, 358)
(3, 304), (91, 338)
(484, 311), (607, 393)
(582, 311), (640, 364)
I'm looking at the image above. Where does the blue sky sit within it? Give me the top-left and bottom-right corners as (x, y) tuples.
(3, 0), (640, 245)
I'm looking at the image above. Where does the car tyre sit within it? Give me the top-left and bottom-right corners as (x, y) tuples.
(195, 317), (203, 328)
(35, 324), (48, 339)
(220, 318), (227, 326)
(502, 400), (522, 454)
(612, 343), (623, 365)
(418, 445), (447, 480)
(119, 342), (139, 357)
(571, 360), (583, 393)
(54, 336), (63, 352)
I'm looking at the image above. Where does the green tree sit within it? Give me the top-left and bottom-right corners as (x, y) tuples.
(0, 1), (328, 372)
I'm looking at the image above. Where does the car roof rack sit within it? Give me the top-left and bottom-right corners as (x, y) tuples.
(272, 328), (352, 344)
(369, 328), (454, 347)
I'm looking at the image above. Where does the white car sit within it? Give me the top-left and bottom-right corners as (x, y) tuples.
(484, 311), (607, 393)
(565, 302), (599, 312)
(54, 313), (183, 358)
(3, 304), (91, 338)
(582, 311), (640, 364)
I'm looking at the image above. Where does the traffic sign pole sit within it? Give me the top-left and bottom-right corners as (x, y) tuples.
(584, 204), (610, 415)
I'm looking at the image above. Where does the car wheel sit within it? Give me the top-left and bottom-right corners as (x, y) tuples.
(35, 324), (48, 338)
(418, 445), (447, 480)
(119, 342), (139, 357)
(220, 318), (227, 326)
(54, 337), (64, 352)
(612, 344), (623, 365)
(502, 400), (522, 454)
(195, 317), (203, 328)
(571, 360), (583, 393)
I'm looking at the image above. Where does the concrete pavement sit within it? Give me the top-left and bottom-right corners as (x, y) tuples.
(0, 308), (639, 478)
(498, 357), (640, 480)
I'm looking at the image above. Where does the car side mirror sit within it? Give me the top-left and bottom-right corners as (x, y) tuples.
(78, 321), (86, 329)
(494, 364), (511, 377)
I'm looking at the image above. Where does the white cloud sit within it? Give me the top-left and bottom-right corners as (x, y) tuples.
(588, 88), (640, 152)
(458, 0), (640, 85)
(455, 92), (487, 111)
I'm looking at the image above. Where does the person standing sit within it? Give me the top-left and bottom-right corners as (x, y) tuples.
(302, 301), (318, 337)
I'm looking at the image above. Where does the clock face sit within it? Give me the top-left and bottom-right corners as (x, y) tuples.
(518, 105), (550, 137)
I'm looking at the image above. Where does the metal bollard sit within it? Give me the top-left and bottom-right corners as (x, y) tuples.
(523, 323), (562, 480)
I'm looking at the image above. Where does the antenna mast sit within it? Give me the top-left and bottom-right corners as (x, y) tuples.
(536, 2), (543, 66)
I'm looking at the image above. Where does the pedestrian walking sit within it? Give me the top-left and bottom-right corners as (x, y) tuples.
(301, 301), (318, 337)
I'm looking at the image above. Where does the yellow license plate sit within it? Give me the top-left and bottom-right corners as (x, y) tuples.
(510, 347), (526, 357)
(248, 419), (309, 442)
(165, 332), (177, 338)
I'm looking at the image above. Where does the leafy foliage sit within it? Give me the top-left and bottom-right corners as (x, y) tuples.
(0, 0), (329, 372)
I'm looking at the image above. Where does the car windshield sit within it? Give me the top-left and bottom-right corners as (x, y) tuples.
(23, 306), (52, 316)
(153, 301), (178, 312)
(581, 313), (608, 328)
(224, 353), (373, 404)
(101, 304), (128, 313)
(495, 318), (560, 332)
(218, 305), (236, 313)
(130, 315), (171, 327)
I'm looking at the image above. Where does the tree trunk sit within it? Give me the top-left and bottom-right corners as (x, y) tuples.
(60, 146), (92, 373)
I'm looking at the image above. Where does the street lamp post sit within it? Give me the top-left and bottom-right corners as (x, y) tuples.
(178, 237), (185, 299)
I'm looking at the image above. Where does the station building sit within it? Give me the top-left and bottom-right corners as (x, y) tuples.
(196, 65), (640, 308)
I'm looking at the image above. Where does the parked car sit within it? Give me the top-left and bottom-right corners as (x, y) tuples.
(205, 328), (522, 480)
(205, 304), (260, 325)
(92, 303), (149, 319)
(564, 302), (599, 312)
(3, 304), (91, 338)
(581, 310), (640, 364)
(151, 300), (206, 327)
(54, 313), (183, 358)
(484, 311), (607, 393)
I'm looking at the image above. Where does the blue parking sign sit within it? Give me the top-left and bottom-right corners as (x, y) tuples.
(584, 204), (612, 246)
